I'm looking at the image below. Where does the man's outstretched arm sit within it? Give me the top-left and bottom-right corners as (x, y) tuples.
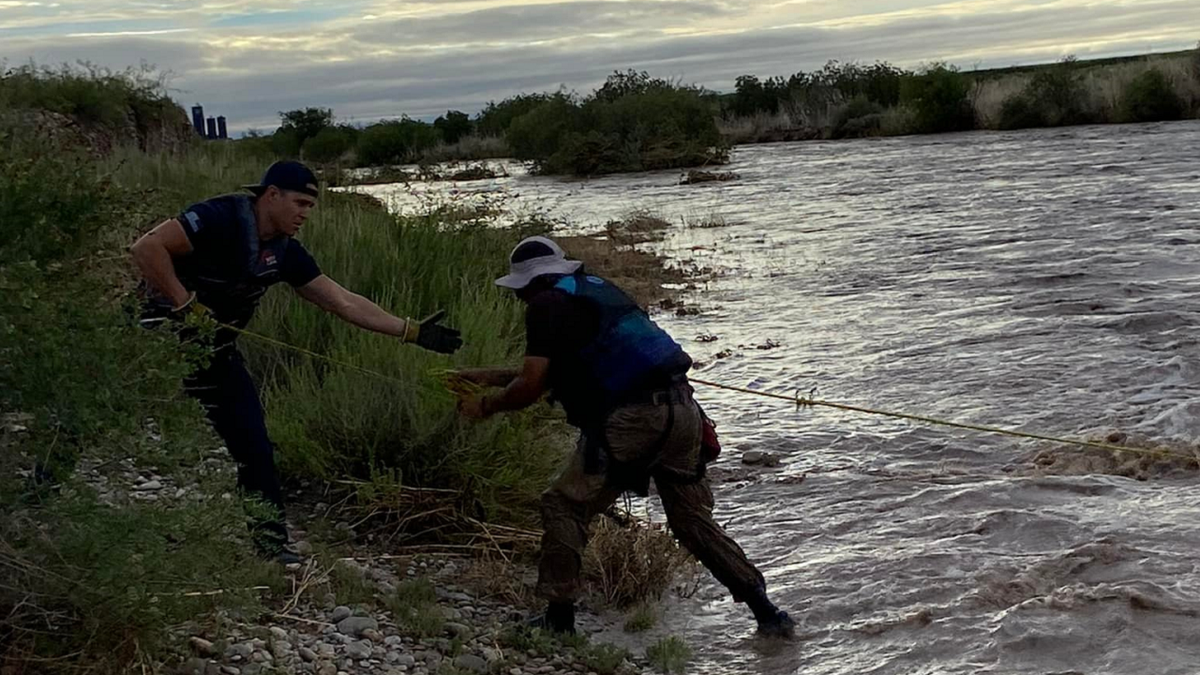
(296, 275), (462, 353)
(459, 356), (549, 418)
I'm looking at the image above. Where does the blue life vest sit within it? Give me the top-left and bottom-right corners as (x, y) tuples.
(551, 273), (691, 426)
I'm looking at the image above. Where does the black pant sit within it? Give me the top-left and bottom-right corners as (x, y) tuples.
(185, 348), (288, 550)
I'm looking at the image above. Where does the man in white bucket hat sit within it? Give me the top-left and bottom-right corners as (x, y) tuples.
(453, 236), (794, 638)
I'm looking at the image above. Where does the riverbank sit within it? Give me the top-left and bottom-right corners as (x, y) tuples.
(0, 66), (715, 673)
(718, 49), (1200, 144)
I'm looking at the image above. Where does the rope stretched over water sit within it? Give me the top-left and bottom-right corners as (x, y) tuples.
(687, 378), (1196, 462)
(223, 323), (1197, 464)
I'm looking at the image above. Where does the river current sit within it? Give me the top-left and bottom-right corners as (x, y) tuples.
(358, 121), (1200, 675)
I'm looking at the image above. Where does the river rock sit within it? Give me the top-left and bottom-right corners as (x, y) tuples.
(330, 606), (352, 622)
(454, 655), (488, 673)
(482, 647), (503, 663)
(134, 480), (162, 491)
(178, 657), (210, 675)
(189, 637), (217, 656)
(742, 451), (766, 465)
(394, 654), (416, 667)
(337, 616), (379, 636)
(268, 626), (288, 641)
(345, 641), (372, 660)
(444, 622), (471, 638)
(299, 647), (318, 662)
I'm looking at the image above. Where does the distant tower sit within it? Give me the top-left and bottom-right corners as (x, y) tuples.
(206, 117), (217, 140)
(217, 116), (228, 140)
(191, 105), (205, 136)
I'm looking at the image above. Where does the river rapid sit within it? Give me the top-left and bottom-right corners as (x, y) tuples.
(358, 121), (1200, 675)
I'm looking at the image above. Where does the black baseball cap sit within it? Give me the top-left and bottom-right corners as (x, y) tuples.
(242, 160), (319, 197)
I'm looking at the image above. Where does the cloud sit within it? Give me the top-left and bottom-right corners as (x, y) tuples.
(351, 0), (733, 45)
(1, 0), (1196, 132)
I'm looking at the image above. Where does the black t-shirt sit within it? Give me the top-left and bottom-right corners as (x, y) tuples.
(524, 288), (600, 361)
(161, 194), (321, 328)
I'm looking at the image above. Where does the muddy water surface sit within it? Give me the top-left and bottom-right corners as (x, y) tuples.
(360, 122), (1200, 674)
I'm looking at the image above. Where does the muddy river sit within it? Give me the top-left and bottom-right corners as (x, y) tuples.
(358, 121), (1200, 674)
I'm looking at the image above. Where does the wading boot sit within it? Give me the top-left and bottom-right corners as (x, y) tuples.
(525, 601), (576, 634)
(746, 587), (795, 638)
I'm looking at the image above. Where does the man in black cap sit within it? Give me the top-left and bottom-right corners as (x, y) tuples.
(453, 236), (794, 638)
(131, 160), (462, 563)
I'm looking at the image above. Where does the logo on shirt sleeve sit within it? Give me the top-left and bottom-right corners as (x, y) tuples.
(183, 211), (202, 232)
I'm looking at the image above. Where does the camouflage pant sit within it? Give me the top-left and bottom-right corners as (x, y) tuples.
(537, 388), (767, 603)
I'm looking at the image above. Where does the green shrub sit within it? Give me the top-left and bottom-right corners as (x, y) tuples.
(831, 95), (885, 138)
(386, 579), (446, 637)
(1025, 58), (1090, 126)
(355, 118), (441, 166)
(1120, 68), (1186, 122)
(508, 74), (726, 176)
(581, 643), (632, 675)
(476, 93), (558, 137)
(623, 604), (657, 633)
(997, 57), (1090, 130)
(433, 110), (472, 144)
(646, 636), (691, 674)
(277, 107), (334, 148)
(1, 120), (276, 674)
(506, 92), (582, 164)
(900, 64), (975, 134)
(0, 63), (176, 130)
(304, 125), (358, 164)
(998, 94), (1045, 130)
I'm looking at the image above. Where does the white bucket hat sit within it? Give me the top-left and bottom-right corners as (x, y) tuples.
(494, 236), (583, 289)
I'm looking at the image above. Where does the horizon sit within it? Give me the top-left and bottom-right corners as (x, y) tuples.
(3, 0), (1197, 133)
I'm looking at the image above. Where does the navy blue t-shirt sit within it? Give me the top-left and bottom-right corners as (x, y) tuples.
(156, 194), (320, 329)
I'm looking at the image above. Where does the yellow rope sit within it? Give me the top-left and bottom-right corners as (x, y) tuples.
(221, 324), (412, 388)
(221, 322), (1197, 464)
(689, 377), (1197, 463)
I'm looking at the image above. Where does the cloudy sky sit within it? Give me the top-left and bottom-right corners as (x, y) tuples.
(2, 0), (1197, 132)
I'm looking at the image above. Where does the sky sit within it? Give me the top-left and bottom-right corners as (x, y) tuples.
(2, 0), (1197, 133)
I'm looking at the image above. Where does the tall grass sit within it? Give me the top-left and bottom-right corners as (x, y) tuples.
(102, 141), (566, 526)
(249, 195), (566, 525)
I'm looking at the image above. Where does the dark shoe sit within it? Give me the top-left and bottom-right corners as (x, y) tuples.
(275, 546), (303, 566)
(256, 539), (303, 566)
(525, 601), (575, 634)
(756, 610), (796, 638)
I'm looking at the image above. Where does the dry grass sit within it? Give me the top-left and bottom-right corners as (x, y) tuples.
(971, 75), (1032, 128)
(420, 135), (509, 163)
(603, 211), (672, 245)
(557, 212), (696, 308)
(717, 110), (813, 144)
(582, 516), (697, 609)
(459, 556), (539, 608)
(972, 53), (1200, 128)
